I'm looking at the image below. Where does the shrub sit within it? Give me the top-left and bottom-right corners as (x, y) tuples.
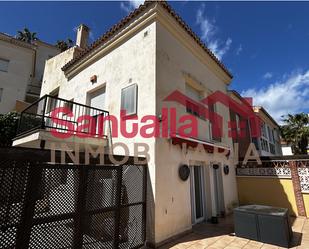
(0, 112), (20, 147)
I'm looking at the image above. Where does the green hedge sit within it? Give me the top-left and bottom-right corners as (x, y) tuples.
(0, 112), (20, 147)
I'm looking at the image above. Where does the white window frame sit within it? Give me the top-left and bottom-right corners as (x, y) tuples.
(235, 113), (241, 134)
(121, 84), (138, 116)
(185, 83), (203, 118)
(210, 103), (221, 142)
(0, 58), (9, 72)
(190, 165), (206, 224)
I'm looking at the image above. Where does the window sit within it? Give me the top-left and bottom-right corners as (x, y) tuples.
(261, 122), (267, 138)
(185, 83), (202, 117)
(88, 87), (105, 110)
(47, 88), (59, 113)
(0, 58), (9, 72)
(235, 114), (241, 134)
(208, 98), (221, 142)
(261, 138), (269, 152)
(272, 129), (275, 143)
(186, 101), (199, 116)
(121, 84), (138, 116)
(0, 88), (3, 102)
(269, 143), (275, 154)
(267, 126), (271, 141)
(64, 99), (74, 114)
(274, 129), (279, 141)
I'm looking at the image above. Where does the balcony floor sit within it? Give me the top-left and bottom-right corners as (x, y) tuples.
(13, 129), (108, 151)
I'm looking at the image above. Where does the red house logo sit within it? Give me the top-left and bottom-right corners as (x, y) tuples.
(164, 90), (262, 139)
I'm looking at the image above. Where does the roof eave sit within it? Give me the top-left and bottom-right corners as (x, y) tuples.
(62, 1), (232, 81)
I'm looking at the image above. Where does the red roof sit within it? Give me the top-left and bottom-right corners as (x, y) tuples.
(62, 1), (232, 78)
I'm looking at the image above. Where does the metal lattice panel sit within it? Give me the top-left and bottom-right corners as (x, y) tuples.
(122, 165), (144, 205)
(0, 161), (30, 248)
(119, 205), (144, 249)
(34, 168), (79, 218)
(237, 159), (309, 193)
(86, 169), (118, 211)
(298, 167), (309, 192)
(0, 151), (147, 249)
(82, 211), (115, 248)
(0, 226), (18, 249)
(29, 219), (74, 248)
(236, 167), (291, 178)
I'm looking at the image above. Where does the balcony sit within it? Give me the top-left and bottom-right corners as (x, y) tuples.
(26, 83), (41, 96)
(13, 95), (110, 151)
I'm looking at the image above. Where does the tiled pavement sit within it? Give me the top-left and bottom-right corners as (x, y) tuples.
(158, 216), (309, 249)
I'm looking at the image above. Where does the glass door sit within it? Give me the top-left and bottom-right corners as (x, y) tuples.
(87, 87), (106, 137)
(190, 166), (205, 224)
(212, 164), (225, 216)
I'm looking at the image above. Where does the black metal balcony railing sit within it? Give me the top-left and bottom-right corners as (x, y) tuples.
(16, 95), (110, 138)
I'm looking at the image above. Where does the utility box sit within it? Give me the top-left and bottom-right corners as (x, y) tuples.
(234, 205), (292, 247)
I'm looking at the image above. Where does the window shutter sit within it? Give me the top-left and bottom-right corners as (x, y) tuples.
(121, 84), (137, 116)
(0, 59), (9, 72)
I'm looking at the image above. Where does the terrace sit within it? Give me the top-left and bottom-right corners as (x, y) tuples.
(158, 216), (309, 249)
(13, 95), (110, 151)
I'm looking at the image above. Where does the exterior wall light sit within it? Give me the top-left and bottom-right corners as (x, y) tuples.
(90, 75), (97, 83)
(224, 165), (229, 175)
(179, 164), (190, 181)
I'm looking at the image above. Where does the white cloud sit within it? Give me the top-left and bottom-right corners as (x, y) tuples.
(236, 44), (242, 55)
(196, 4), (232, 60)
(241, 70), (309, 123)
(263, 72), (273, 79)
(120, 0), (144, 13)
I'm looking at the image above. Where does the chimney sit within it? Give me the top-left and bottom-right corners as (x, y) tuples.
(76, 24), (89, 49)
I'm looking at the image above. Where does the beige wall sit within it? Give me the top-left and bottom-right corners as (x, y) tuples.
(35, 42), (59, 82)
(256, 109), (282, 157)
(0, 38), (59, 114)
(28, 11), (238, 245)
(155, 21), (237, 243)
(0, 40), (34, 113)
(237, 176), (300, 217)
(41, 47), (79, 96)
(41, 23), (157, 243)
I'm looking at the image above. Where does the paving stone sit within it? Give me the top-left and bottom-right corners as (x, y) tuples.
(158, 217), (309, 249)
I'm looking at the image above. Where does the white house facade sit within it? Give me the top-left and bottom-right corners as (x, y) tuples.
(13, 2), (238, 246)
(252, 106), (282, 157)
(0, 33), (59, 114)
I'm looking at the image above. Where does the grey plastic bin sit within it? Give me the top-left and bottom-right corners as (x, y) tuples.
(234, 205), (292, 248)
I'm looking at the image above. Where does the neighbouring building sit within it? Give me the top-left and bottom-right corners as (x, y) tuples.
(281, 140), (293, 155)
(0, 32), (59, 114)
(229, 90), (282, 157)
(253, 106), (282, 156)
(13, 2), (239, 246)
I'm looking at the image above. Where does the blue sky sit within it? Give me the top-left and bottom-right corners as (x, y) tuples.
(1, 1), (308, 122)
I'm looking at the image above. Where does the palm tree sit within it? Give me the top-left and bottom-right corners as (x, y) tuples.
(16, 28), (38, 43)
(281, 113), (309, 154)
(55, 38), (73, 52)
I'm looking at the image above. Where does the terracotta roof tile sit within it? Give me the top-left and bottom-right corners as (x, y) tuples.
(62, 1), (232, 78)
